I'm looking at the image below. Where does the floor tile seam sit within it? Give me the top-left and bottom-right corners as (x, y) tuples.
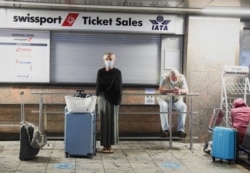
(144, 148), (166, 173)
(99, 146), (136, 173)
(100, 152), (110, 173)
(9, 160), (21, 173)
(14, 141), (26, 173)
(121, 147), (136, 173)
(167, 150), (193, 172)
(43, 141), (60, 173)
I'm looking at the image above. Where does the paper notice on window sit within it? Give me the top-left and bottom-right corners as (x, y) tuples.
(164, 49), (180, 70)
(0, 29), (50, 83)
(145, 88), (155, 105)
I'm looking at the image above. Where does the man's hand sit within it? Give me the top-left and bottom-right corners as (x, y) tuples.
(173, 87), (181, 95)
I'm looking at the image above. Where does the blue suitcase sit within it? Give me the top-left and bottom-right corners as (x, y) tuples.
(212, 127), (237, 163)
(64, 109), (96, 158)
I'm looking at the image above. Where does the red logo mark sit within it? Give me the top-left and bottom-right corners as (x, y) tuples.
(62, 13), (79, 26)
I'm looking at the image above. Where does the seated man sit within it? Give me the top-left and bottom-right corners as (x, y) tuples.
(157, 68), (189, 138)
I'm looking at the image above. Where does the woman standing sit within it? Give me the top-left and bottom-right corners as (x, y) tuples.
(96, 52), (122, 154)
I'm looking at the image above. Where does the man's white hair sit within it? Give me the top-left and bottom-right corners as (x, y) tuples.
(169, 68), (180, 77)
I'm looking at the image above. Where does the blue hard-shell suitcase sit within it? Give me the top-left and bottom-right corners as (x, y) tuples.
(212, 126), (237, 164)
(64, 108), (96, 158)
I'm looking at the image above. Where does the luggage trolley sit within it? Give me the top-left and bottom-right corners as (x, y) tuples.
(204, 65), (250, 154)
(221, 65), (250, 127)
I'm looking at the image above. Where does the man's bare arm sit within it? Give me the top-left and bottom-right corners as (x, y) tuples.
(159, 86), (174, 94)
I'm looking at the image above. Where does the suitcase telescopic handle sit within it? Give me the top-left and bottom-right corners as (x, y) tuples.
(20, 91), (25, 122)
(76, 89), (85, 94)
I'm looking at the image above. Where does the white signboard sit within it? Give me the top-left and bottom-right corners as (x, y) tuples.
(1, 9), (179, 34)
(145, 88), (156, 105)
(0, 29), (50, 82)
(0, 9), (5, 28)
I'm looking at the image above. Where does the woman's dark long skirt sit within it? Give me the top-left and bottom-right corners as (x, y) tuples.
(98, 94), (119, 147)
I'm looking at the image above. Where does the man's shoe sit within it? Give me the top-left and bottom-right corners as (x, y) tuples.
(161, 130), (169, 137)
(177, 131), (187, 138)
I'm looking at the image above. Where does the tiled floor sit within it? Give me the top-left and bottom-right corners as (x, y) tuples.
(0, 140), (249, 173)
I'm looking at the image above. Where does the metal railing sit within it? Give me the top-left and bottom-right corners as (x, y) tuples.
(119, 93), (199, 149)
(30, 91), (199, 150)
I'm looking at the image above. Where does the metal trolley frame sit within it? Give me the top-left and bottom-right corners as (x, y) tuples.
(220, 65), (250, 127)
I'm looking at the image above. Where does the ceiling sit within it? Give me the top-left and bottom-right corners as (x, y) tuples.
(1, 0), (250, 17)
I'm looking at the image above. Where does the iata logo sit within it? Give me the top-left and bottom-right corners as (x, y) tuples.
(62, 13), (79, 26)
(149, 15), (170, 31)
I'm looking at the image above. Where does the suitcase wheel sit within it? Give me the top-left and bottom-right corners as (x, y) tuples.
(65, 152), (70, 158)
(212, 157), (215, 162)
(87, 153), (94, 159)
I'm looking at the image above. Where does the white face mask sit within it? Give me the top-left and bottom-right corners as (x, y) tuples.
(170, 79), (177, 85)
(105, 60), (113, 69)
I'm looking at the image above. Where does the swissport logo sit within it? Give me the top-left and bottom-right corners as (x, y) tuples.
(12, 13), (79, 27)
(62, 13), (79, 26)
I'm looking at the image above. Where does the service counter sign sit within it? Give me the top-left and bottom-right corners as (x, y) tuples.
(0, 9), (179, 34)
(0, 29), (50, 83)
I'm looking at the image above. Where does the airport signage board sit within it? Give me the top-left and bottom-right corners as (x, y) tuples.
(0, 8), (181, 34)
